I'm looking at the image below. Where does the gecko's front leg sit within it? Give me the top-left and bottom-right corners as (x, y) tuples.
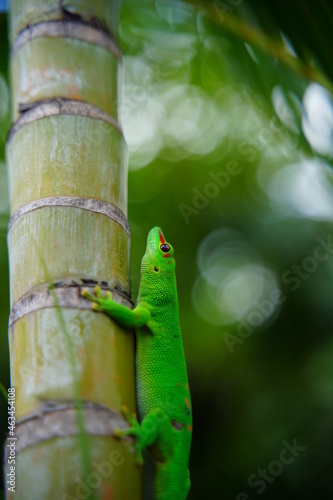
(82, 286), (150, 328)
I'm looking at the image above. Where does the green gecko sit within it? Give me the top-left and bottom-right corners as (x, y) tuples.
(82, 227), (192, 499)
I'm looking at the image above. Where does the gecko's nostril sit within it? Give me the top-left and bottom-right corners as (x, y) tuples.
(154, 266), (159, 272)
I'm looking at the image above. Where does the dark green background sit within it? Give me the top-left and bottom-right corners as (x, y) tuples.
(1, 1), (333, 498)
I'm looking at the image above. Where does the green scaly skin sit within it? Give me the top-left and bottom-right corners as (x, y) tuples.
(82, 227), (192, 499)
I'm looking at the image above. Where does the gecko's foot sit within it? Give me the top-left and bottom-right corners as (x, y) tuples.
(94, 286), (113, 301)
(82, 287), (114, 311)
(121, 405), (138, 425)
(114, 406), (144, 465)
(82, 289), (102, 311)
(115, 406), (140, 434)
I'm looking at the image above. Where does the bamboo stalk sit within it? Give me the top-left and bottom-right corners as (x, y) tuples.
(5, 1), (142, 498)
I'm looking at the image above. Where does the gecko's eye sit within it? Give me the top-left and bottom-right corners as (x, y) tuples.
(160, 243), (170, 253)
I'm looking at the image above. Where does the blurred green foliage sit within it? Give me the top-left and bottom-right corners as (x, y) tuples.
(1, 1), (333, 498)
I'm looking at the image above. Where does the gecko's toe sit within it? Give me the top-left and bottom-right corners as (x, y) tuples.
(82, 289), (96, 301)
(94, 286), (104, 298)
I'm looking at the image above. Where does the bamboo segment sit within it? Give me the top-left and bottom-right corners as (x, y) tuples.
(11, 437), (140, 500)
(11, 36), (120, 120)
(8, 207), (130, 306)
(10, 0), (119, 41)
(7, 115), (127, 214)
(9, 308), (136, 420)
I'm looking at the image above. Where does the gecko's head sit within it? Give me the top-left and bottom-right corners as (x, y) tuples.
(141, 227), (175, 275)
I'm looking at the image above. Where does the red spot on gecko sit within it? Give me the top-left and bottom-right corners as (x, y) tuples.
(185, 383), (189, 391)
(185, 398), (191, 409)
(162, 253), (171, 258)
(158, 231), (166, 244)
(187, 425), (193, 432)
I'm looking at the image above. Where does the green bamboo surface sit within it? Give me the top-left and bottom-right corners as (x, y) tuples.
(8, 209), (130, 306)
(11, 37), (121, 121)
(7, 115), (127, 215)
(8, 437), (140, 500)
(9, 308), (136, 419)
